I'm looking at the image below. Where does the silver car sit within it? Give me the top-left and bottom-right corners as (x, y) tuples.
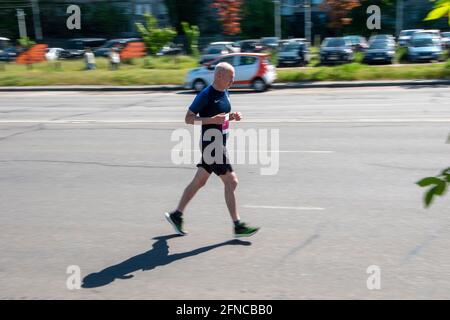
(398, 29), (424, 47)
(407, 35), (443, 62)
(199, 42), (240, 65)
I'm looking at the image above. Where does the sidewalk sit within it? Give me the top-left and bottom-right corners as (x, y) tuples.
(0, 79), (449, 92)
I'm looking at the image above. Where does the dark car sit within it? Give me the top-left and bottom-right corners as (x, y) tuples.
(363, 40), (396, 64)
(157, 43), (183, 56)
(65, 38), (107, 58)
(237, 39), (264, 53)
(344, 35), (368, 51)
(93, 38), (141, 57)
(0, 37), (17, 62)
(277, 40), (310, 67)
(261, 37), (279, 51)
(319, 37), (354, 65)
(368, 34), (396, 46)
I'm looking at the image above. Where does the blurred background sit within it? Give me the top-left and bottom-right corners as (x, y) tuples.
(0, 0), (448, 88)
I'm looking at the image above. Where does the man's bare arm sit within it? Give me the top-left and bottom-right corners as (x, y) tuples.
(185, 110), (227, 125)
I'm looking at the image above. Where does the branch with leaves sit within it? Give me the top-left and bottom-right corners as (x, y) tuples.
(424, 0), (450, 25)
(320, 0), (361, 30)
(181, 22), (200, 56)
(211, 0), (243, 35)
(417, 168), (450, 207)
(136, 14), (177, 55)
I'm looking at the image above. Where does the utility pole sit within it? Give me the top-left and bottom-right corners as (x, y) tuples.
(16, 9), (28, 39)
(396, 0), (404, 36)
(30, 0), (43, 40)
(274, 0), (281, 38)
(130, 0), (137, 33)
(304, 0), (311, 44)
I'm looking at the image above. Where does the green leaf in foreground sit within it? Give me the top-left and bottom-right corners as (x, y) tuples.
(416, 177), (443, 187)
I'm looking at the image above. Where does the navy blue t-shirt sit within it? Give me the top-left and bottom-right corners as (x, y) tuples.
(189, 85), (231, 146)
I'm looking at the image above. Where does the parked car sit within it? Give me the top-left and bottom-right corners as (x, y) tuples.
(407, 34), (443, 62)
(319, 37), (354, 64)
(199, 42), (240, 65)
(45, 48), (68, 61)
(277, 40), (310, 67)
(157, 43), (183, 56)
(398, 29), (424, 47)
(65, 38), (107, 59)
(186, 53), (276, 92)
(93, 38), (141, 57)
(369, 34), (396, 46)
(413, 29), (442, 40)
(363, 40), (396, 64)
(442, 32), (450, 49)
(237, 39), (264, 53)
(261, 37), (280, 50)
(0, 37), (17, 62)
(344, 35), (368, 51)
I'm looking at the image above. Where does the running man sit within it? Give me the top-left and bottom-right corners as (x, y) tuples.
(165, 62), (260, 238)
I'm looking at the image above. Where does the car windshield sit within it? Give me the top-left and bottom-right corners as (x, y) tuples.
(441, 32), (450, 38)
(280, 43), (300, 52)
(412, 37), (435, 47)
(67, 40), (104, 50)
(102, 40), (120, 48)
(323, 38), (346, 47)
(345, 37), (358, 44)
(400, 31), (416, 37)
(205, 47), (222, 54)
(67, 41), (83, 50)
(369, 42), (389, 49)
(262, 38), (277, 45)
(0, 39), (11, 50)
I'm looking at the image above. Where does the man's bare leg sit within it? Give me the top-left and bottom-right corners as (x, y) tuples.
(219, 171), (240, 222)
(176, 167), (210, 213)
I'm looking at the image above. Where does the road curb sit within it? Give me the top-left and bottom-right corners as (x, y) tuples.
(272, 79), (450, 89)
(0, 80), (449, 92)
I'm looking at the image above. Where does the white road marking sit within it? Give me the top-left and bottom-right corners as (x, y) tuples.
(244, 205), (325, 211)
(173, 149), (335, 154)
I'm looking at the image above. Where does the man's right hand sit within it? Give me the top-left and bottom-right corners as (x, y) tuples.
(210, 113), (227, 125)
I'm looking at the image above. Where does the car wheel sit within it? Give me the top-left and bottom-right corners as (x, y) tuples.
(252, 78), (267, 92)
(193, 79), (206, 92)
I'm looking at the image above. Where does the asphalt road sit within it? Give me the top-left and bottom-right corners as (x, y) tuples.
(0, 86), (449, 299)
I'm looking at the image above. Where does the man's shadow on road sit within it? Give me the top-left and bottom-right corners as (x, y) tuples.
(82, 234), (251, 288)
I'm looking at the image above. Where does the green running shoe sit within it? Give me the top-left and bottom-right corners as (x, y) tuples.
(234, 222), (260, 238)
(165, 211), (188, 235)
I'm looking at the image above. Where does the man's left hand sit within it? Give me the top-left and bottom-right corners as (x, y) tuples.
(231, 112), (242, 121)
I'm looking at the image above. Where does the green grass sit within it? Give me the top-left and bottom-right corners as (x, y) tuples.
(0, 54), (449, 86)
(0, 56), (198, 86)
(277, 60), (450, 82)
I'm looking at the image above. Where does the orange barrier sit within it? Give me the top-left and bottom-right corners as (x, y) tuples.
(120, 42), (146, 60)
(16, 44), (48, 64)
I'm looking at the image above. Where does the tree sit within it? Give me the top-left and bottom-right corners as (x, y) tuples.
(241, 0), (275, 38)
(136, 14), (177, 55)
(164, 0), (205, 33)
(424, 0), (450, 25)
(320, 0), (361, 31)
(181, 22), (200, 56)
(343, 0), (395, 37)
(211, 0), (243, 35)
